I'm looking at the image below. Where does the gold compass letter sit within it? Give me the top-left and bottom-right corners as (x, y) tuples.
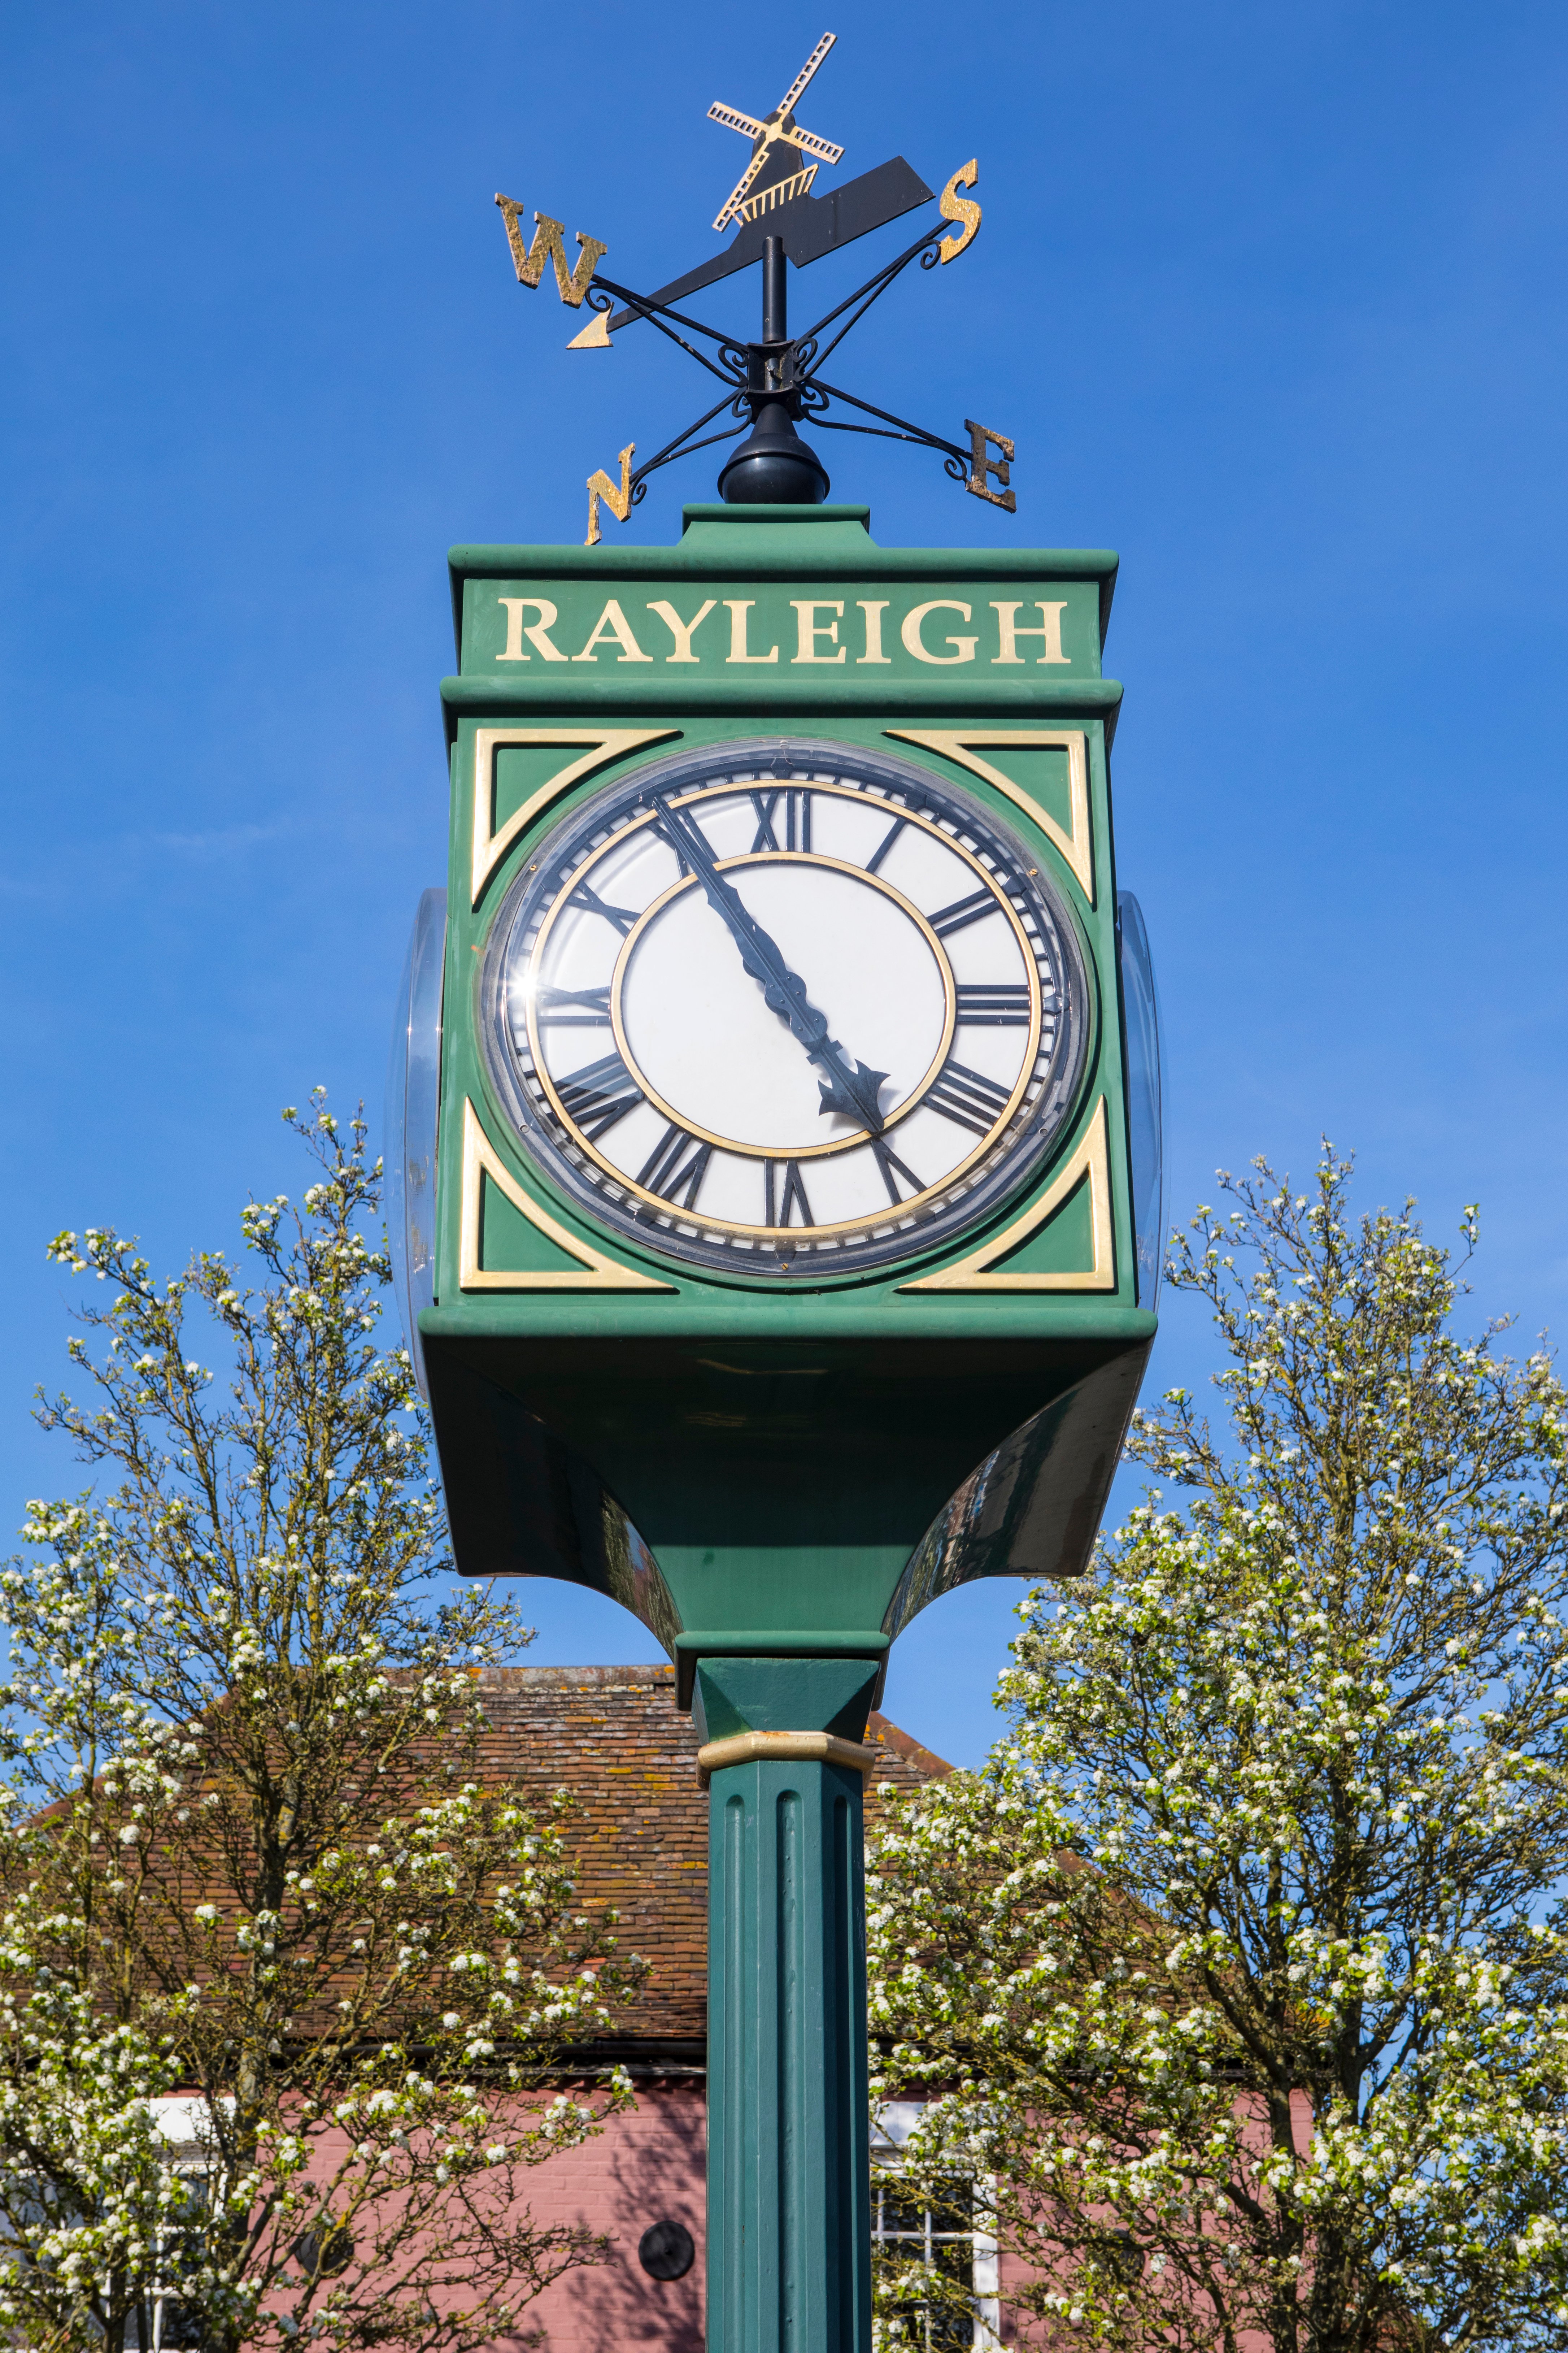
(938, 160), (981, 262)
(585, 444), (636, 548)
(965, 420), (1016, 512)
(494, 194), (608, 307)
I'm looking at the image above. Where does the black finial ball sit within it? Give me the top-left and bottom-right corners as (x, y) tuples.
(717, 403), (830, 504)
(638, 2219), (696, 2280)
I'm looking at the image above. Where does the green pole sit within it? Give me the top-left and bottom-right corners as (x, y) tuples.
(697, 1657), (880, 2353)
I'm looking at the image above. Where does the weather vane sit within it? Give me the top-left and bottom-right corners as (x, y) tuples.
(492, 31), (1015, 544)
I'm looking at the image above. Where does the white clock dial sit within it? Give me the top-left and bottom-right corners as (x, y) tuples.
(480, 739), (1091, 1277)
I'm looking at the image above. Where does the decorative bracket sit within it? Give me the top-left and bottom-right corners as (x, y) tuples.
(899, 1097), (1114, 1293)
(470, 727), (679, 905)
(460, 1100), (675, 1292)
(885, 729), (1093, 904)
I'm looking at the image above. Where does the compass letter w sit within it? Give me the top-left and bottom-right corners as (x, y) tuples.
(494, 195), (607, 307)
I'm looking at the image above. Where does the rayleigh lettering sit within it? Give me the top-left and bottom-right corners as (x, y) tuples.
(493, 596), (1071, 665)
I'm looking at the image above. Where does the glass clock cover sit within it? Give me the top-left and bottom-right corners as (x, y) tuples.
(386, 886), (446, 1394)
(481, 739), (1092, 1279)
(1116, 889), (1164, 1311)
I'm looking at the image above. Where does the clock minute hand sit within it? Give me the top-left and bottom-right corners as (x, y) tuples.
(650, 794), (888, 1134)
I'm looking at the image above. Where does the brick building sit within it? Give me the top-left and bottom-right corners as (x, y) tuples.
(486, 1664), (950, 2353)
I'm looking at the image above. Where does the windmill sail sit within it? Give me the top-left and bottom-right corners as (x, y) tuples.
(709, 32), (846, 233)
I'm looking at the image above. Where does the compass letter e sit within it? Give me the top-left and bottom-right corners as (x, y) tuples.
(494, 194), (607, 307)
(964, 421), (1016, 513)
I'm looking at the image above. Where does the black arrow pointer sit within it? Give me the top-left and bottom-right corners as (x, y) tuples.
(649, 793), (889, 1134)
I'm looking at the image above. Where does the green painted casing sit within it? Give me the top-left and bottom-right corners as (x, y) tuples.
(421, 504), (1155, 1684)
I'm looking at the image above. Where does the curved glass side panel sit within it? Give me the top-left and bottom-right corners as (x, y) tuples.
(1116, 890), (1165, 1312)
(385, 887), (446, 1401)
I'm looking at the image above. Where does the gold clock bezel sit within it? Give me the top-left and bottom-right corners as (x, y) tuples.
(479, 738), (1092, 1281)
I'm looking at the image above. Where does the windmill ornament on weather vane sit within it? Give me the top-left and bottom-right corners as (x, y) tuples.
(492, 30), (1014, 542)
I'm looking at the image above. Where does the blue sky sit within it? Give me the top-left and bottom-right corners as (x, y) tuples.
(3, 2), (1565, 1768)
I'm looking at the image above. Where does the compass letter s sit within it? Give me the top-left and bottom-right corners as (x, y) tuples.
(937, 160), (981, 263)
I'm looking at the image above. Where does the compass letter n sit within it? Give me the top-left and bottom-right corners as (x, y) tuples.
(585, 446), (636, 549)
(494, 194), (607, 307)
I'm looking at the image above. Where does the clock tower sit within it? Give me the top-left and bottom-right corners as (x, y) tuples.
(387, 39), (1162, 2353)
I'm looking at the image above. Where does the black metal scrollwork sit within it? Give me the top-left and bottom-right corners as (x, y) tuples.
(576, 210), (1002, 516)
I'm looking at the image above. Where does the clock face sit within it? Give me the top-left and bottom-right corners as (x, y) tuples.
(480, 738), (1091, 1278)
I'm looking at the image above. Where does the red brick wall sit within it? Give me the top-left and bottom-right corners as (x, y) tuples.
(510, 2083), (707, 2353)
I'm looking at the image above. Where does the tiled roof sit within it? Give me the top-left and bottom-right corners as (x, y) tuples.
(474, 1666), (949, 2052)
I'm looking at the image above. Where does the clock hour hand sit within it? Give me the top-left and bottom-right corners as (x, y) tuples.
(649, 793), (888, 1133)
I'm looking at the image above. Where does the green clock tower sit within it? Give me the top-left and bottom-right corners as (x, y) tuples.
(387, 41), (1162, 2353)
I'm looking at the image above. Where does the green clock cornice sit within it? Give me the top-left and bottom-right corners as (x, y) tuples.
(448, 505), (1119, 577)
(438, 670), (1124, 736)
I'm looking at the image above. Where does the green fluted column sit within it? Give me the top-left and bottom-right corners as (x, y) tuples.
(696, 1658), (879, 2353)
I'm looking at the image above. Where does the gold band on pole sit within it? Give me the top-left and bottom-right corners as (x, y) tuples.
(697, 1729), (879, 1785)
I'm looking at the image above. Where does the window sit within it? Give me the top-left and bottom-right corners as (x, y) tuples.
(871, 2106), (999, 2353)
(149, 2290), (206, 2352)
(147, 2097), (221, 2352)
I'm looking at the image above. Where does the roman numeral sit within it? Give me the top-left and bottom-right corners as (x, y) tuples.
(864, 814), (907, 875)
(647, 799), (729, 882)
(929, 887), (1000, 940)
(926, 1058), (1014, 1137)
(568, 880), (641, 935)
(556, 1050), (644, 1142)
(764, 1159), (815, 1228)
(536, 985), (613, 1028)
(748, 788), (813, 853)
(871, 1136), (923, 1206)
(955, 983), (1032, 1027)
(636, 1123), (712, 1211)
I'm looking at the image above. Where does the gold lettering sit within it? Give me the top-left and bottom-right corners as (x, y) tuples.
(901, 601), (977, 665)
(572, 599), (652, 662)
(496, 597), (567, 662)
(938, 161), (981, 264)
(991, 601), (1069, 665)
(791, 599), (846, 663)
(857, 600), (891, 663)
(646, 598), (717, 661)
(965, 421), (1015, 513)
(494, 195), (607, 307)
(725, 600), (779, 664)
(585, 444), (635, 548)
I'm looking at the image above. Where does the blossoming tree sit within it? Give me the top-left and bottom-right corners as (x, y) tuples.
(867, 1151), (1568, 2353)
(0, 1097), (639, 2353)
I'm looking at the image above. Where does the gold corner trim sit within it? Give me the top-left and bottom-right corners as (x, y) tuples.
(459, 1099), (675, 1292)
(885, 729), (1094, 905)
(898, 1097), (1114, 1293)
(470, 728), (679, 906)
